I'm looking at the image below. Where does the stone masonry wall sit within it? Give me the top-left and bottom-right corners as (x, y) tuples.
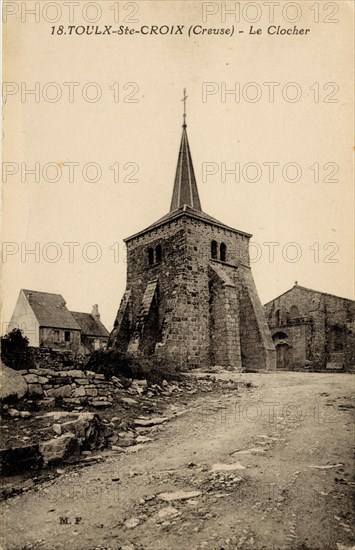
(122, 215), (252, 367)
(265, 286), (355, 369)
(31, 347), (85, 369)
(40, 327), (81, 352)
(184, 219), (275, 370)
(180, 219), (250, 367)
(237, 265), (276, 371)
(208, 266), (242, 368)
(271, 323), (310, 369)
(126, 220), (187, 338)
(18, 367), (114, 408)
(113, 214), (275, 371)
(17, 348), (114, 407)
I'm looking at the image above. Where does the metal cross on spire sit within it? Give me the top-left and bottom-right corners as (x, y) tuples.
(170, 88), (202, 212)
(182, 88), (188, 127)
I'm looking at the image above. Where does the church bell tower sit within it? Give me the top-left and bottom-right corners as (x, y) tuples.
(109, 92), (276, 371)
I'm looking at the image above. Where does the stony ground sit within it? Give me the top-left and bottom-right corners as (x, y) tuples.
(0, 372), (354, 550)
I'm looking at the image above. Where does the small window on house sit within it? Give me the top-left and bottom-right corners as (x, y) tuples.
(211, 240), (218, 259)
(53, 330), (60, 342)
(94, 339), (101, 350)
(155, 244), (162, 263)
(220, 242), (227, 262)
(148, 247), (154, 265)
(64, 331), (71, 342)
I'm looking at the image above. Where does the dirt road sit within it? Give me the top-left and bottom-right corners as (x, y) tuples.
(1, 372), (354, 550)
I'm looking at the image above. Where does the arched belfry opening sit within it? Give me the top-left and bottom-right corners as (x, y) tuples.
(155, 244), (162, 263)
(211, 240), (218, 259)
(220, 242), (227, 262)
(148, 248), (154, 265)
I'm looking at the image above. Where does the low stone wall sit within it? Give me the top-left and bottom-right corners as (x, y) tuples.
(18, 368), (117, 408)
(31, 347), (87, 370)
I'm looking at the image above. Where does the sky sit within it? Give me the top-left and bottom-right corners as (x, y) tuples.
(2, 0), (354, 333)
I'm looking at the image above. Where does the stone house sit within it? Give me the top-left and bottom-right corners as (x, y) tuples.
(8, 290), (109, 354)
(264, 284), (355, 371)
(8, 289), (81, 351)
(71, 305), (110, 353)
(109, 114), (276, 371)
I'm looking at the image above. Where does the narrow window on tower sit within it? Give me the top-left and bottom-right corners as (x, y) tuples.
(155, 244), (162, 263)
(148, 248), (154, 265)
(211, 240), (217, 259)
(220, 242), (227, 262)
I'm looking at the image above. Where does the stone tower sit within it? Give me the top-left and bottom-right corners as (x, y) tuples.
(110, 104), (276, 371)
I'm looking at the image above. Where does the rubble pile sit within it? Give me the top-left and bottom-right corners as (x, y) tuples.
(0, 411), (105, 479)
(0, 367), (244, 489)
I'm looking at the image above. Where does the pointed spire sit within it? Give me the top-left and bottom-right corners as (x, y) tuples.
(170, 90), (202, 212)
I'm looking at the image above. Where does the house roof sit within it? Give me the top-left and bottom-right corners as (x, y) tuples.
(70, 312), (110, 338)
(264, 284), (355, 307)
(22, 289), (81, 330)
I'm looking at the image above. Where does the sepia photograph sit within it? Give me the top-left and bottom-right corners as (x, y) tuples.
(1, 1), (354, 549)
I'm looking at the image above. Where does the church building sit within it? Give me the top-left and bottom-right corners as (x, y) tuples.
(265, 284), (355, 371)
(110, 99), (276, 371)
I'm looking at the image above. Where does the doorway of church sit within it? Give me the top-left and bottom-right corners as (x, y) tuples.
(275, 342), (292, 370)
(272, 331), (292, 370)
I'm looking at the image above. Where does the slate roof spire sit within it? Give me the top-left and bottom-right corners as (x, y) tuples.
(170, 90), (202, 212)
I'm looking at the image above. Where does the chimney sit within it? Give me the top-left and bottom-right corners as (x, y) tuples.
(92, 304), (100, 321)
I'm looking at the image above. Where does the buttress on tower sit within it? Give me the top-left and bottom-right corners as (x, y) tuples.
(110, 104), (276, 371)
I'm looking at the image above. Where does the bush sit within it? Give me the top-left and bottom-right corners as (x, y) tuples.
(1, 329), (35, 370)
(86, 349), (182, 384)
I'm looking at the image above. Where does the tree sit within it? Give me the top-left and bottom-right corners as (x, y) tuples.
(1, 329), (34, 370)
